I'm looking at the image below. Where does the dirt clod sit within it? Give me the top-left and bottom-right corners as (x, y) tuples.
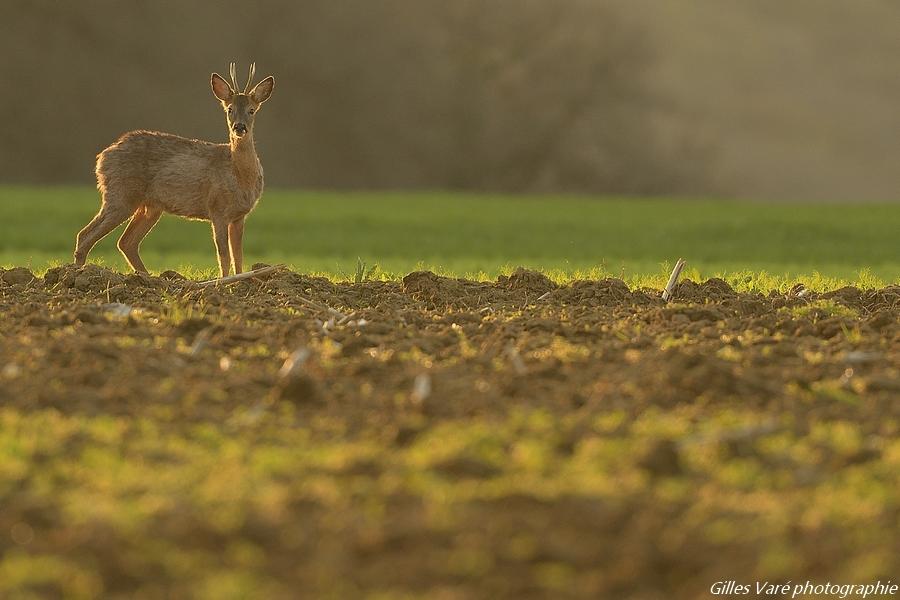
(433, 455), (502, 480)
(0, 267), (35, 285)
(275, 374), (320, 404)
(638, 439), (684, 477)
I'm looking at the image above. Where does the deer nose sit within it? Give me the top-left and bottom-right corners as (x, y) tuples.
(233, 123), (247, 135)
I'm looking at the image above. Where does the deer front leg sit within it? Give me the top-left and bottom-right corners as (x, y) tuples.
(228, 217), (245, 274)
(211, 218), (232, 277)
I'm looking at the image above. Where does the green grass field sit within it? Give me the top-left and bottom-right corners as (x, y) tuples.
(1, 186), (897, 288)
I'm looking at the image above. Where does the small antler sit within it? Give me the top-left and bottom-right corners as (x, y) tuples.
(229, 62), (238, 92)
(244, 62), (256, 93)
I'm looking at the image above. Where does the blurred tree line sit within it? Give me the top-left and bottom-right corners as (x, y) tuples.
(0, 0), (708, 194)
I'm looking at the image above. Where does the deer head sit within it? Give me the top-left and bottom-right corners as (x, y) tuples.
(210, 62), (275, 139)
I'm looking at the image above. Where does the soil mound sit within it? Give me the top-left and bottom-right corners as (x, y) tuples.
(822, 285), (900, 313)
(671, 277), (739, 303)
(401, 271), (478, 308)
(44, 264), (128, 290)
(497, 267), (557, 295)
(554, 278), (636, 306)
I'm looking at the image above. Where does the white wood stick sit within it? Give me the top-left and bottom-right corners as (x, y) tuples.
(411, 373), (432, 404)
(336, 311), (357, 325)
(279, 347), (311, 379)
(197, 264), (284, 287)
(661, 258), (686, 302)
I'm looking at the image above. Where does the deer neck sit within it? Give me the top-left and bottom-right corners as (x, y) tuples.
(230, 134), (260, 190)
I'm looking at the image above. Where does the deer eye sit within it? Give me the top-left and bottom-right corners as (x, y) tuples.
(227, 106), (233, 114)
(248, 108), (255, 115)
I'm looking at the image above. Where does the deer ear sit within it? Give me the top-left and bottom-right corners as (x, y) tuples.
(250, 76), (275, 105)
(211, 73), (233, 102)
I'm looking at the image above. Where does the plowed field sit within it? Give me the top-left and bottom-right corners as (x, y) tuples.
(1, 264), (898, 598)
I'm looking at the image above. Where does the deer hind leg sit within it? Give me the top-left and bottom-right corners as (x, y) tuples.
(117, 205), (163, 273)
(74, 198), (134, 266)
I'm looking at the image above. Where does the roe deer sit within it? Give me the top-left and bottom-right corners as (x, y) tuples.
(74, 63), (275, 277)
